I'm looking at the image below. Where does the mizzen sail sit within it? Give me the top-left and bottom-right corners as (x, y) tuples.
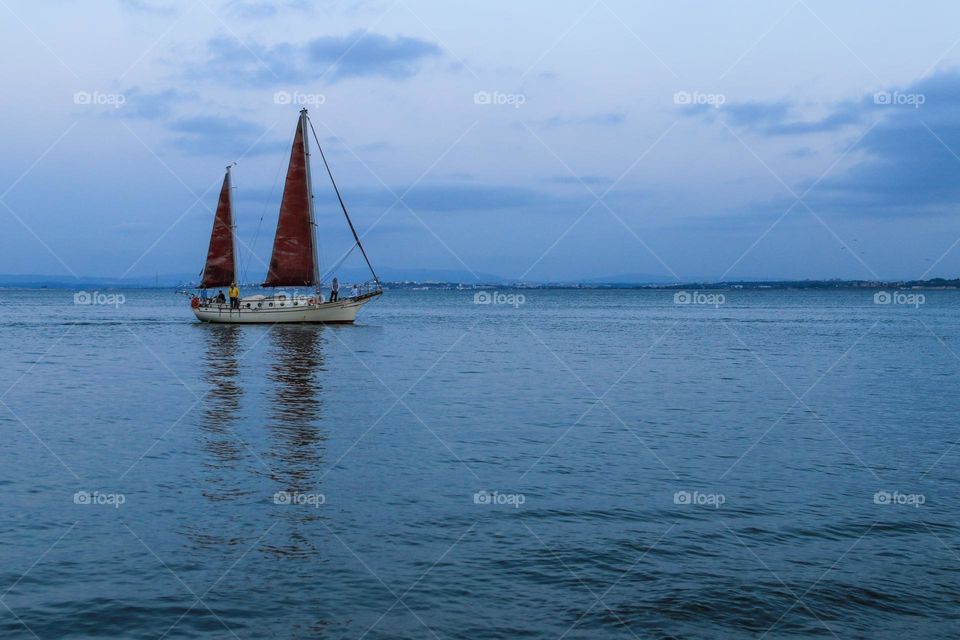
(263, 115), (316, 287)
(200, 166), (236, 288)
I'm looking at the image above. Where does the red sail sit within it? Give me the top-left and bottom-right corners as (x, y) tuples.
(263, 117), (315, 287)
(200, 169), (236, 288)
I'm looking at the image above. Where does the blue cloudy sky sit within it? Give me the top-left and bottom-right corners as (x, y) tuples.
(3, 0), (960, 282)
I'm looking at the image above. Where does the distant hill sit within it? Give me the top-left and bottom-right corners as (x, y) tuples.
(332, 266), (507, 285)
(0, 273), (199, 288)
(575, 273), (685, 285)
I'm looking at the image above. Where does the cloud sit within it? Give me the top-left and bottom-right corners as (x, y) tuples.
(319, 135), (388, 153)
(720, 100), (793, 130)
(543, 112), (626, 127)
(235, 182), (569, 217)
(223, 0), (312, 18)
(195, 31), (442, 86)
(118, 0), (176, 15)
(115, 87), (194, 119)
(804, 69), (960, 216)
(401, 184), (548, 212)
(308, 31), (441, 80)
(682, 98), (863, 135)
(223, 0), (381, 18)
(699, 68), (960, 217)
(549, 175), (612, 186)
(356, 141), (390, 153)
(337, 183), (565, 213)
(166, 116), (287, 157)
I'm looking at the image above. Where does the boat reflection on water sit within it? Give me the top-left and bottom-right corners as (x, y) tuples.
(182, 324), (256, 553)
(188, 324), (330, 558)
(196, 324), (328, 490)
(265, 325), (327, 484)
(199, 324), (250, 501)
(261, 325), (329, 557)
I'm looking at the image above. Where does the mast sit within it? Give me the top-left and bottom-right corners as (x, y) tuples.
(301, 109), (322, 293)
(227, 164), (237, 285)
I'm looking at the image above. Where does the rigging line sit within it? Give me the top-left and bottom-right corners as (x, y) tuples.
(306, 117), (381, 289)
(320, 243), (358, 283)
(316, 219), (323, 288)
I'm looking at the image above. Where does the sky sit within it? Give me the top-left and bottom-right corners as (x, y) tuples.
(2, 0), (960, 283)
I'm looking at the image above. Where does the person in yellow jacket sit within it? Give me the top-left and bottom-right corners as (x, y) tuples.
(228, 283), (240, 309)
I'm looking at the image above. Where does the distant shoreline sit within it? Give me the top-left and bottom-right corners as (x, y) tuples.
(384, 279), (960, 291)
(2, 278), (958, 291)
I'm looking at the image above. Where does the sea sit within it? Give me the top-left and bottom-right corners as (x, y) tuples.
(0, 287), (957, 639)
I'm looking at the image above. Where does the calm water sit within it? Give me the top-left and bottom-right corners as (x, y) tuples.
(0, 288), (958, 639)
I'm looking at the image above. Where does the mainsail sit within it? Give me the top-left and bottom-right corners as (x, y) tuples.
(200, 166), (236, 288)
(263, 113), (317, 287)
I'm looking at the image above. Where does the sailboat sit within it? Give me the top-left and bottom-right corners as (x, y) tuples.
(191, 108), (382, 323)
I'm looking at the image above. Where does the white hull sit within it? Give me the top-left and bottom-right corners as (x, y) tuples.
(192, 292), (379, 324)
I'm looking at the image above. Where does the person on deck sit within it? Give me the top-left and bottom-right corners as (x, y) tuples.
(228, 283), (240, 309)
(350, 284), (359, 298)
(216, 290), (226, 304)
(330, 277), (340, 302)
